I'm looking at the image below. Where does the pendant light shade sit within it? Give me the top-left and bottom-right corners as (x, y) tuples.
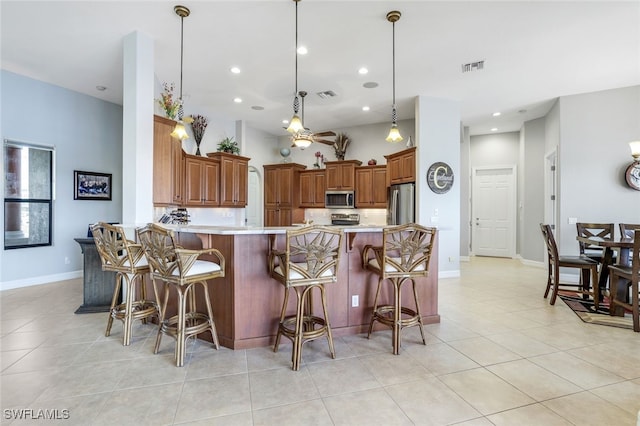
(385, 11), (403, 143)
(171, 5), (190, 141)
(286, 0), (303, 134)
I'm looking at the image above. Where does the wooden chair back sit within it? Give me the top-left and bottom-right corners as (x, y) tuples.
(540, 223), (559, 265)
(576, 223), (614, 254)
(620, 223), (640, 239)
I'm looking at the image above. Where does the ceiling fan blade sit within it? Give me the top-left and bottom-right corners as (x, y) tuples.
(315, 139), (335, 146)
(314, 131), (336, 137)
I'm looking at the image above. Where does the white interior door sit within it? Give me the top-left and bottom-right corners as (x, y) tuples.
(472, 166), (516, 258)
(544, 149), (558, 230)
(246, 168), (261, 227)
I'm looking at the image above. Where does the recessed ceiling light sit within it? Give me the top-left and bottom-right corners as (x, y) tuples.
(363, 82), (378, 89)
(282, 119), (289, 124)
(492, 112), (501, 117)
(230, 66), (241, 74)
(362, 106), (370, 111)
(358, 67), (368, 75)
(251, 105), (264, 111)
(233, 97), (242, 103)
(297, 46), (308, 55)
(491, 128), (498, 132)
(96, 85), (107, 91)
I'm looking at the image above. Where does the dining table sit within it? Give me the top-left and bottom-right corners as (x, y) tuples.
(576, 234), (634, 316)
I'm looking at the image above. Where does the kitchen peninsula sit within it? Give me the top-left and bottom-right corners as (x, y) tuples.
(163, 224), (439, 350)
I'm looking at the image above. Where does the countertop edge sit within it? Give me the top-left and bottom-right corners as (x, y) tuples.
(161, 224), (386, 235)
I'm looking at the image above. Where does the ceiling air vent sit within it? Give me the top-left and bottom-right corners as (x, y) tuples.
(317, 90), (337, 99)
(461, 60), (485, 73)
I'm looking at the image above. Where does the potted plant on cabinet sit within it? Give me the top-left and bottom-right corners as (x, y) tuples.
(217, 137), (239, 154)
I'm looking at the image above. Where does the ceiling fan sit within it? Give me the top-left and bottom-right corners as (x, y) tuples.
(291, 91), (336, 148)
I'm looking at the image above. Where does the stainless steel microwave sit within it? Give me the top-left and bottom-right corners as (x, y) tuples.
(325, 191), (355, 209)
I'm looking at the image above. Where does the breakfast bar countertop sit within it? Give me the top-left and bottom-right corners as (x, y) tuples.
(163, 224), (386, 235)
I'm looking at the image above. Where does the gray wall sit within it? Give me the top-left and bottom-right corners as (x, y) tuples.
(556, 85), (640, 255)
(520, 118), (546, 262)
(1, 71), (123, 288)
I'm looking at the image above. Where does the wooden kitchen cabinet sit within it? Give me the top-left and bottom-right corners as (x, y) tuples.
(184, 154), (219, 206)
(153, 115), (184, 206)
(385, 147), (416, 185)
(325, 160), (362, 190)
(264, 163), (306, 226)
(207, 152), (249, 207)
(299, 169), (326, 208)
(355, 165), (387, 208)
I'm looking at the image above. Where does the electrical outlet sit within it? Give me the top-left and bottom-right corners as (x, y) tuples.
(351, 295), (359, 307)
(64, 256), (70, 265)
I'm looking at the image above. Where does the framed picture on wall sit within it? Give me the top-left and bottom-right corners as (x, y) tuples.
(74, 170), (112, 201)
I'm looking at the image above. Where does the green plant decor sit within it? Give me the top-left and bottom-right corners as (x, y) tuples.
(217, 137), (239, 154)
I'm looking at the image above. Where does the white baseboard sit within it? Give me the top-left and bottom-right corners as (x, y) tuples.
(520, 258), (545, 268)
(1, 270), (82, 291)
(439, 270), (460, 279)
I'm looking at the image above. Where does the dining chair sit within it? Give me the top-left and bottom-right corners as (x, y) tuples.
(362, 223), (437, 355)
(619, 223), (640, 239)
(137, 223), (225, 367)
(540, 224), (600, 308)
(268, 225), (344, 370)
(609, 229), (639, 332)
(576, 222), (615, 263)
(91, 222), (159, 346)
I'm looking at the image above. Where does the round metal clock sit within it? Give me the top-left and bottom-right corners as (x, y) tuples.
(625, 162), (640, 191)
(426, 162), (454, 194)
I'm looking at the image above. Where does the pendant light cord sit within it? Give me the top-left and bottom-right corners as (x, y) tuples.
(179, 14), (184, 105)
(392, 20), (396, 109)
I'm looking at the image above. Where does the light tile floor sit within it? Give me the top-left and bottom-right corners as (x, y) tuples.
(1, 257), (639, 425)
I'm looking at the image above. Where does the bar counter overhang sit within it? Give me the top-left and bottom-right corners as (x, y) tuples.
(154, 224), (440, 350)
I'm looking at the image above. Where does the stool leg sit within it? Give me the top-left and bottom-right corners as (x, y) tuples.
(411, 278), (426, 346)
(367, 278), (384, 339)
(122, 273), (135, 346)
(175, 285), (188, 367)
(201, 281), (219, 350)
(273, 286), (290, 353)
(154, 282), (170, 355)
(319, 284), (335, 359)
(292, 287), (305, 371)
(105, 274), (122, 337)
(392, 278), (401, 355)
(139, 273), (148, 325)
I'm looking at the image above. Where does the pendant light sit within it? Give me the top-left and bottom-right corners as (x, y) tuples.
(385, 11), (403, 143)
(286, 0), (304, 135)
(170, 5), (191, 141)
(292, 91), (312, 149)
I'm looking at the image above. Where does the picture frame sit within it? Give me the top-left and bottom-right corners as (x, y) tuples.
(74, 170), (112, 201)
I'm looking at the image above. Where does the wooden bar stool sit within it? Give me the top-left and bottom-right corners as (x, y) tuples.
(362, 224), (437, 355)
(268, 226), (343, 371)
(137, 223), (225, 367)
(91, 222), (159, 346)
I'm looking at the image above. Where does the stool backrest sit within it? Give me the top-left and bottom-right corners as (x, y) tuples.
(576, 223), (614, 254)
(136, 223), (180, 279)
(271, 225), (343, 287)
(379, 224), (437, 279)
(632, 230), (640, 278)
(92, 222), (147, 273)
(620, 223), (640, 239)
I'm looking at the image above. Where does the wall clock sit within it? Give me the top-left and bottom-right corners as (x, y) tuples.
(426, 162), (454, 194)
(625, 162), (640, 191)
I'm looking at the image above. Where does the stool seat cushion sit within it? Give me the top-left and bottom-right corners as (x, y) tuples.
(123, 256), (148, 269)
(172, 260), (221, 277)
(558, 255), (598, 266)
(273, 262), (334, 280)
(367, 257), (426, 273)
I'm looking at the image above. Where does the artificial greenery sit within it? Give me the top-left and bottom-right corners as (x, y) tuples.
(217, 137), (239, 154)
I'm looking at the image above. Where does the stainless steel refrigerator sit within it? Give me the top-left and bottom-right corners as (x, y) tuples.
(387, 183), (415, 225)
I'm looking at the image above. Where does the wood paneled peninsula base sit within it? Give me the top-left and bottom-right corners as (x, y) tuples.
(158, 224), (440, 350)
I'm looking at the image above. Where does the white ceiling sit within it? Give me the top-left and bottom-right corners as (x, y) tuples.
(2, 1), (638, 137)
